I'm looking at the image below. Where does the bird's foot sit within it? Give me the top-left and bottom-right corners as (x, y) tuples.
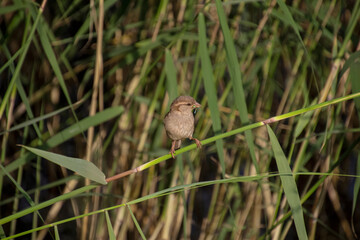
(170, 151), (176, 159)
(190, 137), (202, 149)
(170, 141), (176, 159)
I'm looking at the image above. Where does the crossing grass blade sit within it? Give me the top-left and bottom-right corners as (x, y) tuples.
(54, 225), (60, 240)
(105, 211), (116, 240)
(266, 125), (308, 240)
(127, 205), (146, 240)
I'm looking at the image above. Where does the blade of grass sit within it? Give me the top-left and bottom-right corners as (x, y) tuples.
(198, 13), (226, 177)
(2, 106), (124, 177)
(20, 146), (107, 185)
(127, 205), (146, 240)
(3, 171), (357, 239)
(2, 174), (272, 239)
(0, 183), (98, 226)
(214, 0), (259, 173)
(0, 163), (45, 225)
(351, 153), (360, 239)
(54, 225), (60, 240)
(0, 4), (27, 15)
(0, 1), (44, 119)
(105, 211), (116, 240)
(266, 125), (308, 240)
(350, 60), (360, 112)
(350, 57), (360, 239)
(27, 3), (81, 134)
(0, 97), (86, 136)
(165, 49), (178, 102)
(276, 0), (305, 50)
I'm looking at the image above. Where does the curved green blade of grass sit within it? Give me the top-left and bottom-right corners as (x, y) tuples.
(105, 211), (116, 240)
(2, 106), (124, 177)
(266, 125), (308, 240)
(214, 0), (259, 173)
(198, 13), (226, 176)
(20, 146), (107, 185)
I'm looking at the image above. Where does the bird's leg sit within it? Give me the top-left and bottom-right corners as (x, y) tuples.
(189, 137), (202, 149)
(170, 140), (176, 159)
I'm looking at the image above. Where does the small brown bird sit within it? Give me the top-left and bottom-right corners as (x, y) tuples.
(164, 96), (202, 158)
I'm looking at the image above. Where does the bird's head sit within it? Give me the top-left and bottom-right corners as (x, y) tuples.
(170, 96), (201, 114)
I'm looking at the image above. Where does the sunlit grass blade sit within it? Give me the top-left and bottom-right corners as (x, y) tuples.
(214, 0), (259, 173)
(198, 13), (226, 176)
(105, 211), (115, 240)
(20, 146), (107, 185)
(266, 125), (308, 240)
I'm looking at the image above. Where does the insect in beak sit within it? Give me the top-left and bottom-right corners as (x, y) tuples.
(192, 102), (201, 114)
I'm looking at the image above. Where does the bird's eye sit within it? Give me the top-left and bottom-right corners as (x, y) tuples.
(187, 103), (192, 106)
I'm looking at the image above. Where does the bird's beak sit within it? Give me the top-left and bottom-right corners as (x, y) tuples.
(193, 102), (201, 108)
